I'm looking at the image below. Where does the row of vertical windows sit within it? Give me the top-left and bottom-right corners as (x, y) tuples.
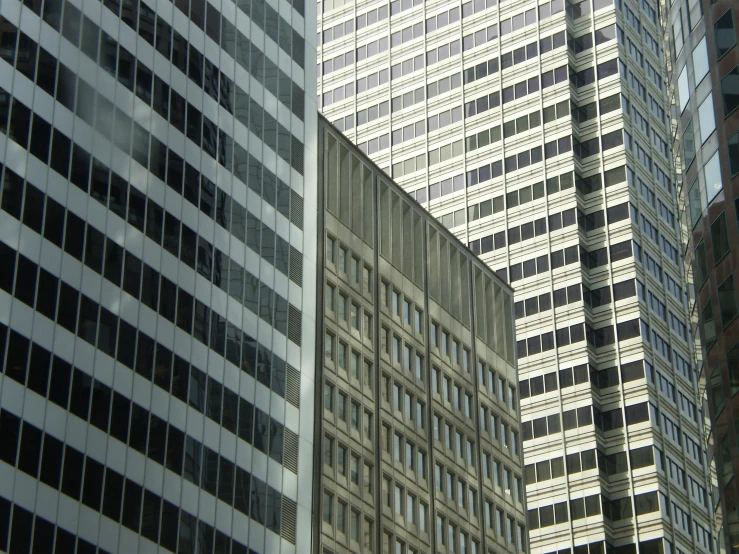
(541, 538), (667, 554)
(497, 244), (578, 285)
(525, 445), (656, 486)
(461, 7), (536, 52)
(120, 0), (306, 118)
(1, 23), (304, 227)
(0, 409), (274, 550)
(0, 496), (115, 554)
(0, 259), (297, 469)
(0, 162), (301, 388)
(3, 47), (307, 275)
(322, 433), (376, 493)
(462, 30), (564, 88)
(523, 401), (652, 439)
(471, 206), (580, 257)
(7, 18), (302, 175)
(522, 406), (593, 441)
(521, 359), (646, 399)
(321, 488), (376, 551)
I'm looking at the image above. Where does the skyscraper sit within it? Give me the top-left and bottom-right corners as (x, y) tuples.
(0, 0), (317, 549)
(667, 0), (738, 550)
(317, 0), (720, 551)
(314, 115), (526, 554)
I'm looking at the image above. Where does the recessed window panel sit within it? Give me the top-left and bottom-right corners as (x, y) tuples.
(721, 65), (739, 116)
(715, 9), (737, 59)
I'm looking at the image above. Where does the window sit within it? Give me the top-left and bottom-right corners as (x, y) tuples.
(682, 120), (696, 168)
(324, 435), (334, 466)
(324, 383), (334, 412)
(350, 454), (359, 484)
(351, 256), (359, 283)
(702, 300), (717, 350)
(678, 67), (689, 112)
(689, 179), (704, 227)
(325, 284), (335, 312)
(726, 342), (739, 399)
(713, 213), (731, 263)
(337, 500), (347, 534)
(705, 151), (724, 203)
(719, 275), (738, 327)
(327, 236), (335, 263)
(729, 131), (739, 177)
(692, 38), (710, 84)
(338, 246), (347, 273)
(363, 266), (372, 293)
(323, 491), (333, 523)
(721, 65), (739, 116)
(698, 94), (716, 143)
(715, 9), (737, 59)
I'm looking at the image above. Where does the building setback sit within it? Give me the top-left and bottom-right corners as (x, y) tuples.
(0, 0), (318, 548)
(314, 114), (526, 554)
(667, 0), (738, 550)
(317, 0), (720, 551)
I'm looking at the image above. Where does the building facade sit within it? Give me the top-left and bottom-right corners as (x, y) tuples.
(0, 0), (318, 549)
(315, 116), (526, 554)
(317, 0), (720, 552)
(666, 0), (738, 550)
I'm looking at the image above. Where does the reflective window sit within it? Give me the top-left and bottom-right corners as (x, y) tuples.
(692, 37), (710, 84)
(698, 94), (716, 143)
(715, 9), (737, 59)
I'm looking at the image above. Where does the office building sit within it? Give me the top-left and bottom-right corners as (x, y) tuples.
(317, 0), (720, 551)
(0, 0), (317, 549)
(668, 0), (738, 551)
(314, 115), (527, 554)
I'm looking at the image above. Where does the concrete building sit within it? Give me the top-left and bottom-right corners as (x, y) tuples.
(317, 0), (720, 551)
(666, 0), (738, 550)
(314, 114), (527, 554)
(0, 0), (318, 549)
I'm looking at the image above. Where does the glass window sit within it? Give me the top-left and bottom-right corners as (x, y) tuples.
(688, 178), (704, 227)
(683, 120), (696, 167)
(698, 94), (716, 143)
(715, 9), (737, 59)
(721, 65), (739, 116)
(704, 151), (724, 203)
(712, 213), (731, 264)
(692, 38), (710, 84)
(729, 343), (739, 396)
(678, 67), (690, 112)
(721, 433), (734, 487)
(729, 131), (739, 177)
(695, 241), (709, 289)
(718, 275), (738, 327)
(673, 18), (684, 54)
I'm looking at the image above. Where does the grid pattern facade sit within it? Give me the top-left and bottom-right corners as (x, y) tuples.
(315, 117), (526, 554)
(317, 0), (719, 552)
(0, 0), (318, 548)
(667, 0), (738, 551)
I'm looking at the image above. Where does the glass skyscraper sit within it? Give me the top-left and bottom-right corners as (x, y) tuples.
(668, 0), (738, 550)
(317, 0), (720, 551)
(0, 0), (317, 549)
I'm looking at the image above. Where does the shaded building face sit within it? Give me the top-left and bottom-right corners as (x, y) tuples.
(315, 118), (526, 554)
(0, 0), (318, 550)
